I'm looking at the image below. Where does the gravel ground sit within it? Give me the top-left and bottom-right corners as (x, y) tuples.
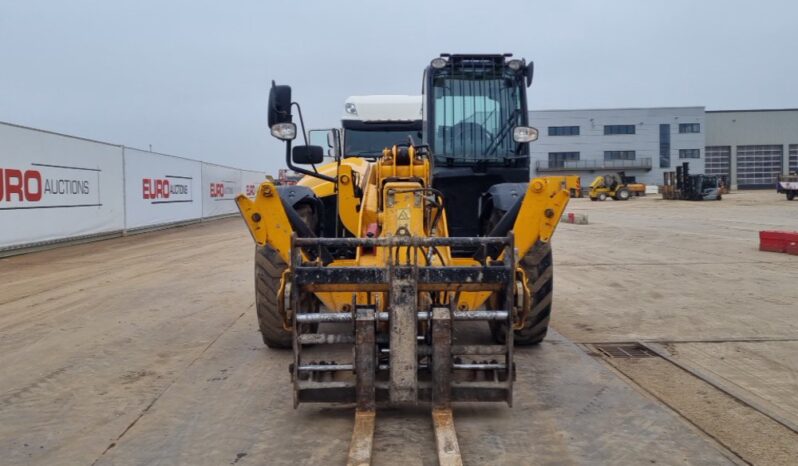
(1, 190), (795, 465)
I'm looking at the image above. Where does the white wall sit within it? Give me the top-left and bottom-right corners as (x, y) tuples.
(529, 107), (706, 185)
(240, 170), (266, 199)
(706, 110), (798, 146)
(0, 123), (125, 248)
(123, 147), (203, 229)
(201, 163), (242, 218)
(706, 110), (798, 186)
(0, 122), (266, 252)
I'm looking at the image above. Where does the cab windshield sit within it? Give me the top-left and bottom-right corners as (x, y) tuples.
(432, 71), (523, 162)
(344, 126), (422, 157)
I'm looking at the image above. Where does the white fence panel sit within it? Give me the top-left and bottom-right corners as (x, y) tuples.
(240, 170), (266, 199)
(0, 123), (124, 250)
(123, 148), (203, 229)
(201, 163), (242, 218)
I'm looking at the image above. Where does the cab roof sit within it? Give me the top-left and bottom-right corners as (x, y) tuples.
(343, 95), (422, 122)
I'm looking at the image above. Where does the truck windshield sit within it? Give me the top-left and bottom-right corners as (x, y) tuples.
(432, 73), (523, 162)
(344, 128), (421, 157)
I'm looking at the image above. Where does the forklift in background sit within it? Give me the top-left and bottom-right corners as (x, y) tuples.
(662, 162), (722, 201)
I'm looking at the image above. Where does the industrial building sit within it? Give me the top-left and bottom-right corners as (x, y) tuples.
(528, 107), (706, 186)
(529, 107), (798, 189)
(705, 109), (798, 189)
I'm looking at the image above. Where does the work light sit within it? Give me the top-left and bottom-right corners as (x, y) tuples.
(507, 59), (523, 71)
(270, 122), (297, 141)
(430, 57), (447, 69)
(513, 126), (538, 143)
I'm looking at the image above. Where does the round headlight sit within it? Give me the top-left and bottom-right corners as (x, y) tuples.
(270, 122), (297, 141)
(513, 126), (538, 143)
(507, 59), (523, 71)
(431, 57), (447, 69)
(344, 102), (357, 115)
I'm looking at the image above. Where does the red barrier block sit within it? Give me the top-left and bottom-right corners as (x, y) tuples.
(759, 230), (798, 253)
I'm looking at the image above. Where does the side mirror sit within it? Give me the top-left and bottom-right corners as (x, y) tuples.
(268, 81), (292, 128)
(526, 62), (534, 87)
(292, 145), (324, 165)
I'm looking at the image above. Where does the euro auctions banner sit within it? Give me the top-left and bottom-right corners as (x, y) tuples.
(124, 148), (202, 229)
(201, 163), (241, 217)
(240, 170), (266, 199)
(0, 123), (124, 249)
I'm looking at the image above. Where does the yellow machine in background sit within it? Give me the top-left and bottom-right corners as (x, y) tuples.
(588, 172), (644, 201)
(235, 54), (577, 464)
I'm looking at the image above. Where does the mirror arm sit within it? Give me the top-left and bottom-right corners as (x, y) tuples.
(284, 139), (336, 183)
(283, 101), (335, 183)
(292, 102), (310, 146)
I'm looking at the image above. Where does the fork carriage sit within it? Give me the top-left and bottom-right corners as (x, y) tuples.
(289, 234), (520, 408)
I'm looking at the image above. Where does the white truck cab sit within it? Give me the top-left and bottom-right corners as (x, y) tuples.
(341, 95), (422, 157)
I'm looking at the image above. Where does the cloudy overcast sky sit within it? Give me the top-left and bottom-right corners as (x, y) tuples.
(1, 0), (796, 173)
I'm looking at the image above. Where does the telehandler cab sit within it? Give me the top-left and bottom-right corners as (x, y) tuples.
(236, 53), (578, 464)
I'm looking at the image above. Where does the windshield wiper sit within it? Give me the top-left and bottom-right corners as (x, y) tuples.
(485, 108), (520, 156)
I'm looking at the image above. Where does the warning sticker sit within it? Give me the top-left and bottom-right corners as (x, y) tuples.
(397, 208), (410, 226)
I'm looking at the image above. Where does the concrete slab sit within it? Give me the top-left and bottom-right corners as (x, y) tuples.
(93, 328), (737, 466)
(656, 341), (798, 431)
(603, 356), (798, 466)
(552, 191), (798, 343)
(0, 219), (735, 465)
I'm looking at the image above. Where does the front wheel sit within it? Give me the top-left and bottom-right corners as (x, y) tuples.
(489, 241), (554, 346)
(788, 192), (796, 201)
(254, 244), (293, 348)
(615, 188), (631, 201)
(598, 193), (607, 201)
(254, 203), (318, 349)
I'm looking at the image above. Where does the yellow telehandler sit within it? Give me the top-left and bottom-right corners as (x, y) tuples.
(236, 54), (577, 464)
(588, 173), (637, 201)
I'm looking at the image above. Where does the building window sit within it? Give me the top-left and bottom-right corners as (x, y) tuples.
(789, 144), (798, 173)
(705, 146), (731, 177)
(659, 124), (670, 168)
(604, 125), (636, 135)
(737, 145), (783, 187)
(679, 149), (701, 159)
(679, 123), (701, 133)
(548, 126), (580, 136)
(548, 151), (580, 168)
(604, 150), (636, 161)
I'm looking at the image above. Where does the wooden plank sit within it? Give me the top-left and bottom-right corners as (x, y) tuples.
(431, 408), (463, 466)
(347, 410), (376, 466)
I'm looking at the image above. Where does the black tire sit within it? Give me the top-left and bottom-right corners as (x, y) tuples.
(598, 192), (607, 201)
(788, 192), (796, 201)
(615, 188), (631, 201)
(254, 204), (318, 349)
(255, 244), (292, 348)
(483, 209), (554, 346)
(489, 242), (554, 346)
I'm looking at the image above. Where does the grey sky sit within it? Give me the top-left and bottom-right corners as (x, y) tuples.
(2, 0), (796, 173)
